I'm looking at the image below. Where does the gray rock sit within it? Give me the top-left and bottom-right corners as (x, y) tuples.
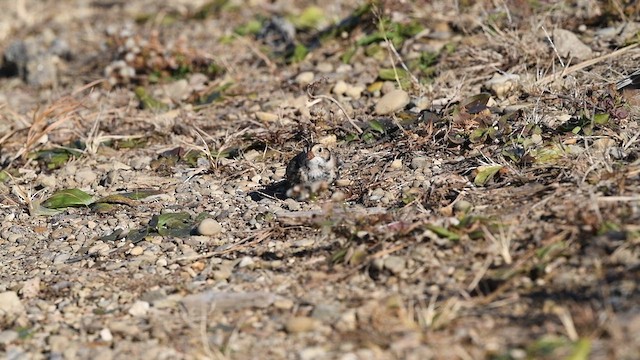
(0, 330), (18, 345)
(0, 291), (25, 323)
(384, 255), (406, 274)
(553, 29), (593, 59)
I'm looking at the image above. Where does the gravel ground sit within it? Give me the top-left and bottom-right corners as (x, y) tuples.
(1, 1), (640, 359)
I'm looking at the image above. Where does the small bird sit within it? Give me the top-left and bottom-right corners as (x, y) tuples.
(285, 143), (339, 199)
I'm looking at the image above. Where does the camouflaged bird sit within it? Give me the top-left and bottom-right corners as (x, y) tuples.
(285, 143), (339, 200)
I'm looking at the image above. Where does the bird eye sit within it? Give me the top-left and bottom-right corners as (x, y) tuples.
(317, 147), (323, 153)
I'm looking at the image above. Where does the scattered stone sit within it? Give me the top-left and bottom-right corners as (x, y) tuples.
(285, 316), (317, 333)
(255, 111), (279, 122)
(238, 256), (255, 268)
(295, 71), (315, 86)
(316, 62), (333, 73)
(345, 84), (365, 99)
(333, 80), (348, 95)
(128, 300), (150, 317)
(384, 255), (406, 274)
(129, 246), (144, 256)
(164, 79), (190, 103)
(411, 157), (429, 170)
(20, 277), (41, 299)
(99, 328), (113, 342)
(0, 330), (18, 345)
(375, 89), (410, 115)
(293, 238), (315, 247)
(453, 200), (473, 213)
(0, 291), (25, 323)
(484, 74), (519, 99)
(390, 159), (403, 170)
(197, 218), (223, 236)
(553, 28), (593, 59)
(274, 298), (294, 310)
(284, 198), (301, 211)
(298, 346), (327, 360)
(75, 168), (97, 186)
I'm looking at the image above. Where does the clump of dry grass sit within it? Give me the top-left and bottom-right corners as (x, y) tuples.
(0, 96), (82, 166)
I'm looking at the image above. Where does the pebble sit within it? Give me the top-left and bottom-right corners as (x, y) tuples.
(453, 200), (473, 213)
(284, 198), (301, 211)
(335, 309), (357, 332)
(274, 298), (294, 310)
(345, 84), (365, 99)
(411, 156), (430, 170)
(255, 111), (279, 122)
(129, 246), (144, 256)
(213, 267), (232, 281)
(0, 330), (18, 345)
(0, 291), (25, 322)
(128, 300), (150, 317)
(164, 79), (190, 103)
(295, 71), (315, 86)
(369, 188), (386, 201)
(333, 80), (348, 95)
(299, 347), (327, 360)
(88, 242), (111, 256)
(384, 255), (406, 274)
(375, 89), (410, 115)
(37, 174), (57, 188)
(129, 156), (151, 170)
(316, 62), (333, 73)
(553, 28), (593, 59)
(20, 277), (41, 299)
(75, 168), (97, 186)
(390, 159), (403, 170)
(197, 218), (223, 236)
(99, 328), (113, 342)
(484, 74), (518, 99)
(285, 316), (317, 333)
(238, 256), (255, 268)
(293, 238), (315, 248)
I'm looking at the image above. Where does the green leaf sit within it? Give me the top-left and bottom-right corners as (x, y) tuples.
(341, 46), (357, 64)
(460, 93), (490, 114)
(593, 113), (609, 125)
(155, 212), (193, 236)
(234, 19), (262, 36)
(426, 224), (460, 240)
(566, 339), (591, 360)
(41, 189), (94, 209)
(291, 6), (324, 29)
(135, 86), (170, 111)
(290, 44), (309, 63)
(118, 189), (163, 200)
(469, 128), (488, 143)
(474, 165), (503, 186)
(369, 120), (385, 133)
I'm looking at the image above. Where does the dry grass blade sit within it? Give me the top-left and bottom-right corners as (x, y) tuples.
(174, 230), (273, 263)
(11, 97), (82, 162)
(536, 43), (639, 85)
(474, 229), (574, 306)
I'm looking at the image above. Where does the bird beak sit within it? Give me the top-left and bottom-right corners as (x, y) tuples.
(306, 151), (315, 160)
